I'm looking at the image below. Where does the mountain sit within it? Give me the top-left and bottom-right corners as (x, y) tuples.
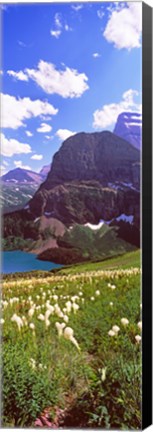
(114, 112), (142, 149)
(1, 167), (47, 214)
(1, 167), (43, 184)
(28, 131), (140, 224)
(39, 164), (51, 180)
(3, 130), (140, 261)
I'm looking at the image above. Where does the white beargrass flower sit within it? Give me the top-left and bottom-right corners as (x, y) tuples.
(108, 329), (115, 337)
(22, 316), (28, 326)
(46, 303), (54, 314)
(11, 314), (23, 331)
(111, 284), (116, 290)
(95, 290), (100, 296)
(72, 303), (79, 313)
(29, 358), (36, 369)
(38, 313), (45, 321)
(121, 318), (129, 326)
(109, 302), (113, 306)
(91, 296), (95, 301)
(29, 322), (35, 335)
(137, 321), (142, 331)
(0, 318), (4, 324)
(63, 326), (80, 351)
(55, 322), (66, 337)
(112, 325), (120, 334)
(135, 334), (141, 344)
(63, 315), (69, 323)
(28, 307), (35, 318)
(65, 301), (72, 314)
(101, 367), (107, 382)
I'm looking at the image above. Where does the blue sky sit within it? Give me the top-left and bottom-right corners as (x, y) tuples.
(1, 2), (142, 175)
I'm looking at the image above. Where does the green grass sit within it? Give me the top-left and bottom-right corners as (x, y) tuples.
(58, 250), (140, 274)
(2, 251), (141, 429)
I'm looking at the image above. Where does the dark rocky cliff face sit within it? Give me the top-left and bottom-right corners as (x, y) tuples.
(42, 131), (139, 188)
(27, 131), (140, 225)
(114, 112), (141, 149)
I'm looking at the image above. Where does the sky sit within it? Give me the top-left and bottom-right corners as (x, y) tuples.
(0, 1), (142, 175)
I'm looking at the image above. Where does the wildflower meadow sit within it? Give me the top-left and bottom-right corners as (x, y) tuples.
(1, 251), (142, 428)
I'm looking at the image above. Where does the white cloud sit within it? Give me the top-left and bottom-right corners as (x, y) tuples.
(56, 128), (76, 141)
(50, 12), (72, 38)
(0, 165), (7, 176)
(65, 24), (72, 32)
(50, 30), (61, 39)
(37, 123), (52, 133)
(18, 40), (26, 48)
(93, 89), (142, 129)
(1, 93), (58, 129)
(25, 60), (89, 98)
(103, 3), (142, 50)
(0, 70), (3, 75)
(26, 130), (33, 137)
(45, 135), (52, 140)
(55, 12), (62, 27)
(3, 160), (9, 166)
(7, 70), (28, 81)
(14, 160), (31, 170)
(1, 133), (32, 157)
(31, 154), (43, 160)
(6, 61), (88, 98)
(93, 52), (101, 58)
(97, 8), (105, 19)
(71, 5), (83, 11)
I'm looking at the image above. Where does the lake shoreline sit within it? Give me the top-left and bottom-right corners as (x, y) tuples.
(2, 250), (62, 275)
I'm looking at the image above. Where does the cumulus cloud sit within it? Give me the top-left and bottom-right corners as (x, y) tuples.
(6, 61), (89, 98)
(50, 12), (72, 38)
(31, 154), (43, 160)
(97, 8), (105, 19)
(45, 135), (52, 140)
(56, 128), (76, 141)
(93, 52), (101, 58)
(37, 123), (52, 133)
(103, 3), (142, 50)
(93, 89), (142, 129)
(14, 160), (31, 170)
(50, 30), (61, 39)
(1, 133), (32, 157)
(1, 93), (58, 129)
(71, 4), (83, 11)
(25, 60), (89, 98)
(7, 70), (29, 81)
(26, 130), (33, 137)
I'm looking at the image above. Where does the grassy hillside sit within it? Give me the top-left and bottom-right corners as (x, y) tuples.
(58, 250), (140, 275)
(2, 251), (141, 429)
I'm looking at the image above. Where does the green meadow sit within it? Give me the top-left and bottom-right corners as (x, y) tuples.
(2, 251), (142, 429)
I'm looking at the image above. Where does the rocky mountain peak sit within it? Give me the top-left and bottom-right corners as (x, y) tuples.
(114, 112), (142, 149)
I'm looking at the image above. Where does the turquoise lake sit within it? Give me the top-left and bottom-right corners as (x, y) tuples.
(2, 251), (62, 274)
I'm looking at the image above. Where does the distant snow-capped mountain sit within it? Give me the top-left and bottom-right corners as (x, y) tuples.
(1, 166), (50, 214)
(114, 112), (142, 149)
(1, 167), (43, 184)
